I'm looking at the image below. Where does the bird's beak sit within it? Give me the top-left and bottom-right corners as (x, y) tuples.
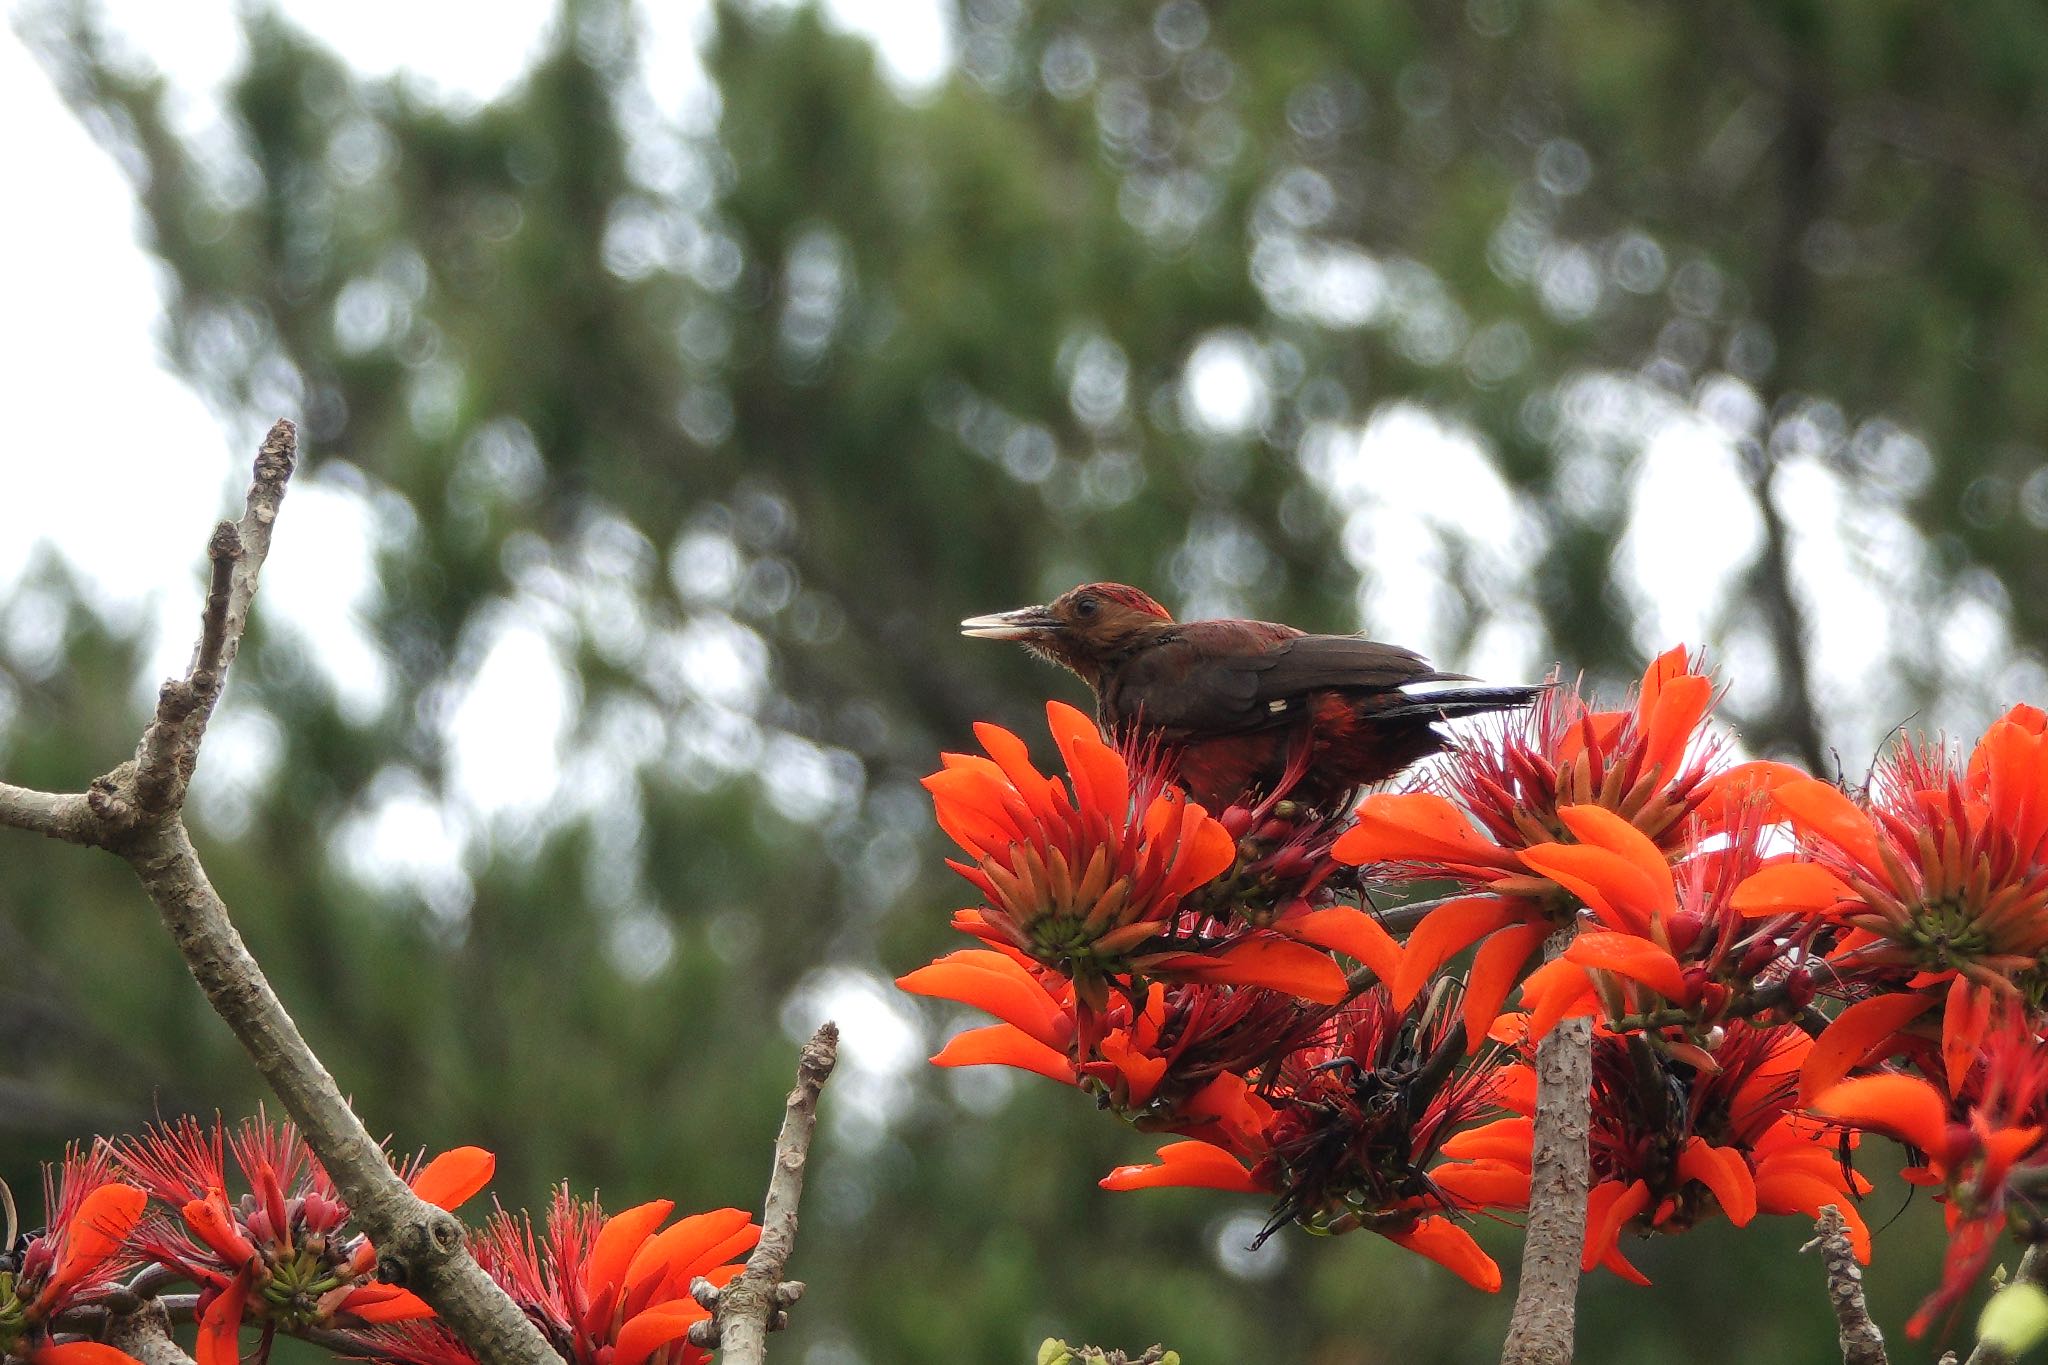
(960, 605), (1061, 640)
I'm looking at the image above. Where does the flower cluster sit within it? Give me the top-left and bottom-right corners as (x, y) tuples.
(0, 1115), (757, 1365)
(0, 1147), (145, 1365)
(906, 657), (2048, 1335)
(368, 1189), (759, 1365)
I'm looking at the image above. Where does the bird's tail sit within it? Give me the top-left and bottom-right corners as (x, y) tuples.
(1377, 683), (1550, 721)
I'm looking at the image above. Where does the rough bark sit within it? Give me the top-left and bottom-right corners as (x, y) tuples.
(1500, 930), (1593, 1365)
(1803, 1206), (1886, 1365)
(698, 1023), (839, 1364)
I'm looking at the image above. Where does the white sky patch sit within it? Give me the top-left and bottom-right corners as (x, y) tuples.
(260, 479), (395, 721)
(1181, 330), (1269, 437)
(782, 966), (922, 1153)
(1618, 414), (1762, 653)
(328, 765), (474, 921)
(445, 616), (574, 816)
(1303, 403), (1547, 677)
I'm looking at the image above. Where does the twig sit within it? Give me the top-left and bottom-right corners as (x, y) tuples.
(0, 783), (103, 845)
(1966, 1240), (2048, 1365)
(105, 1300), (197, 1365)
(1802, 1206), (1887, 1365)
(1500, 928), (1592, 1365)
(0, 421), (558, 1365)
(695, 1023), (839, 1364)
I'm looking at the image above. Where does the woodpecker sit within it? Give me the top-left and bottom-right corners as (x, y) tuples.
(962, 582), (1542, 812)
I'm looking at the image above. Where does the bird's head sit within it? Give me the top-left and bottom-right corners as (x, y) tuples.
(960, 582), (1175, 686)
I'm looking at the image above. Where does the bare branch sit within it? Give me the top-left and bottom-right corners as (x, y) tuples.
(1966, 1240), (2048, 1365)
(0, 782), (105, 845)
(0, 421), (560, 1365)
(1500, 929), (1592, 1365)
(1802, 1206), (1887, 1365)
(128, 420), (293, 820)
(697, 1023), (839, 1364)
(105, 1300), (197, 1365)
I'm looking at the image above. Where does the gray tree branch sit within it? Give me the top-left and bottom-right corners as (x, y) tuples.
(1802, 1205), (1886, 1365)
(695, 1022), (839, 1365)
(1500, 928), (1592, 1365)
(105, 1300), (198, 1365)
(0, 421), (558, 1365)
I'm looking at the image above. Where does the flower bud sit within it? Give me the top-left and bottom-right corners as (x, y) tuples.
(1664, 911), (1705, 955)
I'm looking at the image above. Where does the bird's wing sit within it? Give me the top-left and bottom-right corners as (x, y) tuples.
(1252, 634), (1461, 697)
(1110, 622), (1452, 737)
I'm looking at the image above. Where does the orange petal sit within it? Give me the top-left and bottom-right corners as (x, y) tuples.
(1565, 932), (1688, 1002)
(1809, 1074), (1950, 1156)
(1640, 673), (1711, 779)
(31, 1346), (146, 1365)
(1555, 807), (1674, 900)
(1283, 906), (1403, 985)
(1394, 897), (1520, 1009)
(1045, 700), (1128, 818)
(1463, 924), (1554, 1052)
(896, 950), (1068, 1050)
(196, 1270), (252, 1365)
(1518, 843), (1663, 934)
(1439, 1117), (1534, 1164)
(1637, 646), (1691, 716)
(48, 1183), (147, 1294)
(1582, 1179), (1651, 1277)
(340, 1286), (435, 1323)
(1384, 1216), (1502, 1292)
(1428, 1160), (1531, 1211)
(624, 1208), (756, 1298)
(1172, 808), (1241, 893)
(1335, 793), (1519, 871)
(408, 1147), (495, 1212)
(1774, 780), (1888, 880)
(1941, 976), (1994, 1094)
(1753, 1172), (1871, 1261)
(931, 1024), (1073, 1084)
(583, 1200), (675, 1301)
(1151, 936), (1346, 1003)
(1677, 1138), (1757, 1227)
(1731, 860), (1857, 918)
(1799, 994), (1935, 1101)
(181, 1194), (256, 1270)
(1519, 956), (1597, 1042)
(1100, 1141), (1264, 1193)
(1694, 760), (1812, 831)
(972, 721), (1059, 826)
(613, 1303), (710, 1365)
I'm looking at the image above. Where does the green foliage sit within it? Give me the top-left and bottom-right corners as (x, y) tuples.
(6, 0), (2042, 1357)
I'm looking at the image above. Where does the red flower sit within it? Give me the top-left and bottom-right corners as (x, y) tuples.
(1335, 647), (1798, 1048)
(118, 1115), (494, 1361)
(368, 1188), (759, 1365)
(926, 701), (1371, 1017)
(0, 1146), (148, 1365)
(1437, 1023), (1869, 1284)
(1732, 709), (2048, 1097)
(1099, 986), (1516, 1291)
(1509, 806), (1811, 1046)
(1809, 1008), (2048, 1336)
(898, 945), (1321, 1149)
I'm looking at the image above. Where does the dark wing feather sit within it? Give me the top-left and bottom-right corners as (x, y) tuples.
(1253, 634), (1462, 696)
(1106, 623), (1453, 738)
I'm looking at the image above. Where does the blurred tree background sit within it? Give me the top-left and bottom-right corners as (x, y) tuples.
(5, 0), (2045, 1358)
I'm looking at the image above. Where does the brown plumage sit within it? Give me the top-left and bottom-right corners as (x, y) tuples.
(962, 582), (1543, 812)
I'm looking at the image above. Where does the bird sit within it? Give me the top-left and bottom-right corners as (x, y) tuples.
(961, 582), (1544, 813)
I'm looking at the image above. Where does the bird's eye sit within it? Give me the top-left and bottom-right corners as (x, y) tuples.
(1075, 596), (1099, 617)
